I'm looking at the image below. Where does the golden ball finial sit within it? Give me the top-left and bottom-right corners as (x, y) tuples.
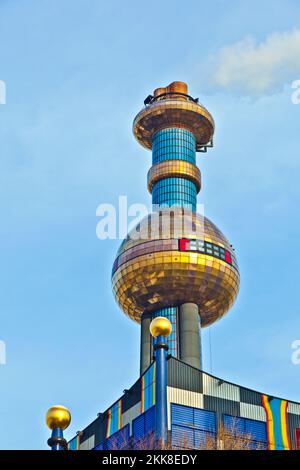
(46, 405), (71, 430)
(149, 317), (172, 338)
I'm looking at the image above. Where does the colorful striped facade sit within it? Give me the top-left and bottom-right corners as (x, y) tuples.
(262, 395), (291, 450)
(68, 357), (300, 450)
(141, 363), (156, 413)
(106, 399), (122, 438)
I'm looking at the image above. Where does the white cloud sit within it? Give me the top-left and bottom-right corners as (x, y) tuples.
(211, 30), (300, 96)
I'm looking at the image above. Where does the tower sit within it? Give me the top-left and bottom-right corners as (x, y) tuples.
(112, 82), (240, 375)
(65, 82), (300, 452)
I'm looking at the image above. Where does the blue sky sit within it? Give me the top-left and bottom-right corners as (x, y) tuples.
(0, 0), (299, 449)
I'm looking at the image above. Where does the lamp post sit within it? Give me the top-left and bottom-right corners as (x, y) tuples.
(149, 316), (172, 448)
(46, 405), (71, 450)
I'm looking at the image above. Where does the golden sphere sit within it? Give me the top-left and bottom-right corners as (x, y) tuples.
(150, 317), (172, 338)
(112, 210), (240, 327)
(46, 405), (71, 430)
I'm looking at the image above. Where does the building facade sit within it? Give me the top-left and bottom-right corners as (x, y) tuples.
(69, 358), (300, 450)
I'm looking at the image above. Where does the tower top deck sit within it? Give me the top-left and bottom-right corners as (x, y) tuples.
(133, 81), (215, 152)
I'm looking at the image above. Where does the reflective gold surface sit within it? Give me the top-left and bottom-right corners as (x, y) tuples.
(150, 316), (172, 337)
(168, 81), (188, 95)
(147, 160), (201, 193)
(154, 87), (166, 97)
(154, 82), (188, 101)
(46, 405), (71, 430)
(133, 99), (215, 150)
(112, 210), (239, 327)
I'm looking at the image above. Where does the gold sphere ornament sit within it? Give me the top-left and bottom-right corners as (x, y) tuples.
(112, 210), (240, 327)
(150, 317), (172, 338)
(46, 405), (71, 430)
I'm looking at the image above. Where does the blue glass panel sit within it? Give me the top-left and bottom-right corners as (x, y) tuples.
(152, 177), (197, 210)
(152, 177), (197, 211)
(153, 307), (178, 357)
(152, 128), (196, 164)
(152, 129), (197, 211)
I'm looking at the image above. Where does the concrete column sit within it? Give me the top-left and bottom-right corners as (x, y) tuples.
(140, 312), (152, 375)
(179, 303), (201, 369)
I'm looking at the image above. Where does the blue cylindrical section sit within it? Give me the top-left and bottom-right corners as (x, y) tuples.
(51, 428), (64, 451)
(152, 177), (197, 210)
(152, 128), (197, 211)
(152, 128), (196, 164)
(154, 335), (168, 446)
(153, 308), (177, 357)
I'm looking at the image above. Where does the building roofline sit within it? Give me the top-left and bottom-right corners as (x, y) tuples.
(168, 356), (300, 406)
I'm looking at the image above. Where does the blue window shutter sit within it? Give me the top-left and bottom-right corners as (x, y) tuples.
(145, 406), (155, 434)
(133, 413), (145, 441)
(194, 430), (211, 448)
(245, 419), (267, 442)
(93, 442), (104, 450)
(171, 404), (217, 449)
(223, 414), (267, 444)
(194, 408), (216, 433)
(133, 406), (156, 443)
(223, 414), (244, 434)
(171, 403), (194, 427)
(172, 425), (194, 448)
